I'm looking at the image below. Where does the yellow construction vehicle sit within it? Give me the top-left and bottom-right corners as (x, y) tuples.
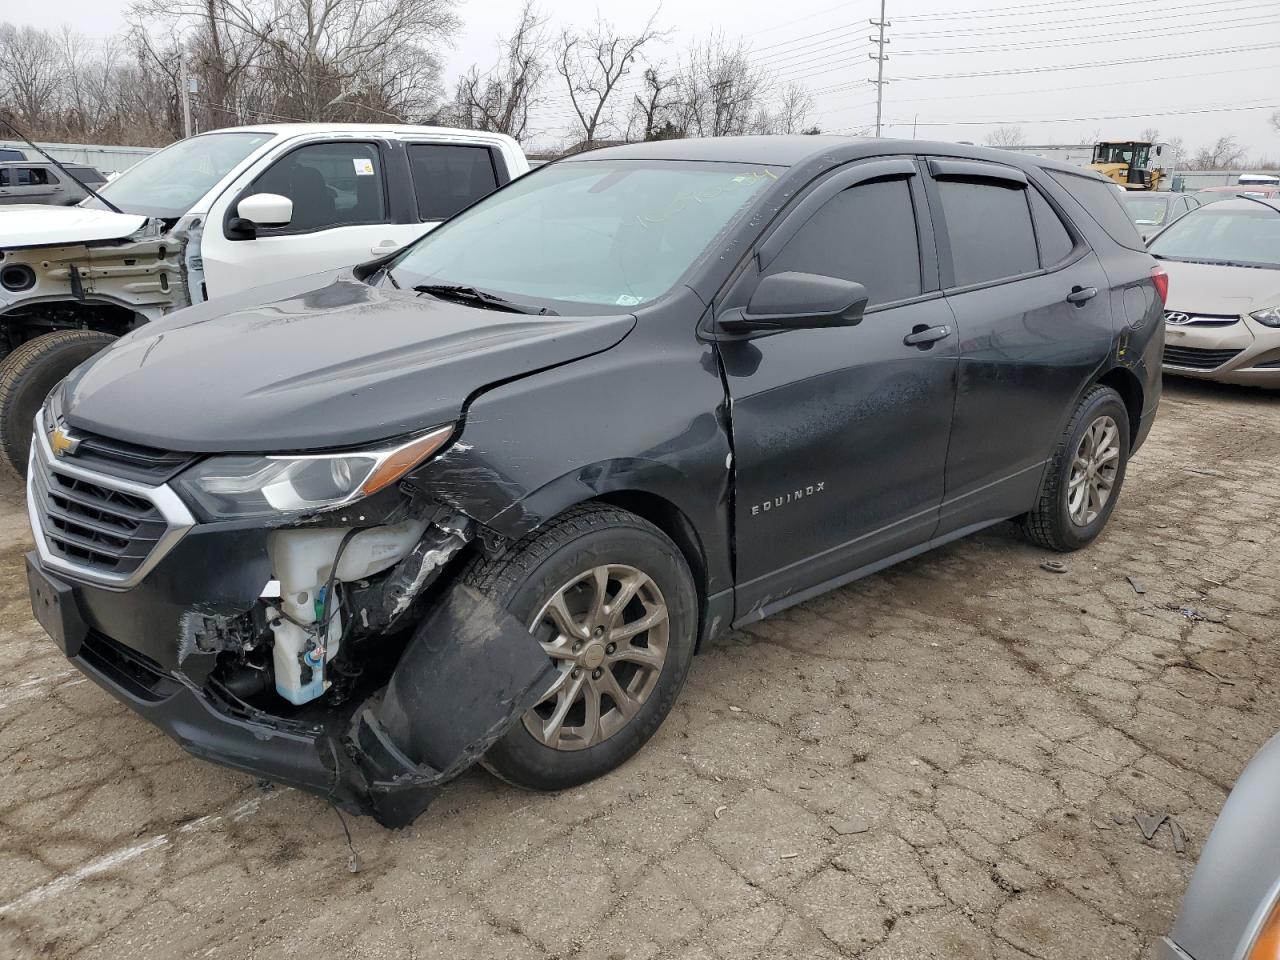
(1089, 140), (1170, 191)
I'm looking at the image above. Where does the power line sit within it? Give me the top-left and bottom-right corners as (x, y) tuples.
(884, 100), (1280, 129)
(754, 37), (870, 70)
(895, 0), (1185, 21)
(892, 41), (1280, 81)
(895, 0), (1271, 37)
(895, 14), (1280, 56)
(807, 62), (1280, 102)
(771, 46), (874, 81)
(747, 23), (860, 54)
(740, 1), (867, 38)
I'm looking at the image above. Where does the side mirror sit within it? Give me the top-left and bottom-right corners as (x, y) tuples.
(718, 272), (869, 333)
(236, 192), (293, 228)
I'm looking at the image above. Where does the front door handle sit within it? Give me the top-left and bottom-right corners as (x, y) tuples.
(1066, 285), (1098, 305)
(904, 324), (952, 348)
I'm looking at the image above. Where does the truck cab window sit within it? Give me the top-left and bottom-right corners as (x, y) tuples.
(251, 142), (387, 234)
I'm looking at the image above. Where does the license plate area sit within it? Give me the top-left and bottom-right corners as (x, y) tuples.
(26, 553), (89, 657)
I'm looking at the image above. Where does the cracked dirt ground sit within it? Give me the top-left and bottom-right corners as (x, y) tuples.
(1, 377), (1277, 960)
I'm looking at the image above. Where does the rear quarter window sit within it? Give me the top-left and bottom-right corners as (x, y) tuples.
(1047, 169), (1147, 252)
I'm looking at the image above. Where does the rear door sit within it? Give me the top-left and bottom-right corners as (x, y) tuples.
(924, 158), (1113, 536)
(405, 142), (503, 227)
(718, 158), (958, 619)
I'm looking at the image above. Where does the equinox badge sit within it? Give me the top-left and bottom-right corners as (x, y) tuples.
(751, 482), (826, 516)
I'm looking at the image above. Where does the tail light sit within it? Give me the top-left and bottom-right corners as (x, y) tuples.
(1151, 265), (1169, 305)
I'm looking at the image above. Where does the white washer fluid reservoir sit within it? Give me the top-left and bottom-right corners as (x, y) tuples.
(266, 519), (428, 704)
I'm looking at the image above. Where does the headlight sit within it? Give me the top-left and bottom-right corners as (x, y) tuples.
(1250, 306), (1280, 328)
(175, 425), (453, 519)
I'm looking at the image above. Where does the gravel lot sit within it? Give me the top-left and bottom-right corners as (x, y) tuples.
(1, 378), (1277, 960)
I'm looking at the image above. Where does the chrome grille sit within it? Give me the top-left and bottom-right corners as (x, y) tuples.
(70, 434), (194, 484)
(27, 423), (195, 587)
(31, 458), (167, 573)
(1163, 311), (1239, 327)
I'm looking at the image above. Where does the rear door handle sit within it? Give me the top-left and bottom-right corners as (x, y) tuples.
(1066, 286), (1098, 305)
(904, 324), (952, 347)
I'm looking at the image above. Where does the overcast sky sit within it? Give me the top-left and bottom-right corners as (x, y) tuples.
(7, 0), (1280, 159)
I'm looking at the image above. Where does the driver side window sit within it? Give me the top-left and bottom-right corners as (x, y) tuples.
(249, 142), (387, 235)
(764, 177), (923, 308)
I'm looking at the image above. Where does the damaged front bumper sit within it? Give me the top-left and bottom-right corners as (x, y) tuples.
(29, 559), (553, 827)
(25, 424), (555, 827)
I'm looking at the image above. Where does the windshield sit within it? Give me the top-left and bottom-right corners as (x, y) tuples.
(84, 131), (275, 218)
(1149, 206), (1280, 269)
(390, 160), (781, 310)
(1123, 196), (1168, 225)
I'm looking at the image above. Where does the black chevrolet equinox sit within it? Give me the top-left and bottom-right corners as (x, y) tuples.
(26, 137), (1164, 825)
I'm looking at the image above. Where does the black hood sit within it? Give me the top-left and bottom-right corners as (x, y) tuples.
(63, 274), (636, 452)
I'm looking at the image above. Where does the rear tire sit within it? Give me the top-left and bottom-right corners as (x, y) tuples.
(1022, 384), (1130, 552)
(463, 504), (698, 792)
(0, 330), (118, 477)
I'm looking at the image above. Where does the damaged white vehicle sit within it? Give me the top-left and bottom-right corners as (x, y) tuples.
(0, 123), (528, 474)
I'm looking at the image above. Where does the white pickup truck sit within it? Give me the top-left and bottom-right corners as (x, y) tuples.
(0, 123), (529, 473)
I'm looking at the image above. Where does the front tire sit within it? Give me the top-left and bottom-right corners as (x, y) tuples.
(463, 504), (698, 792)
(0, 330), (119, 477)
(1022, 384), (1130, 552)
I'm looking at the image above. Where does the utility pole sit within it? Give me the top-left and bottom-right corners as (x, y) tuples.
(179, 59), (193, 138)
(869, 0), (889, 137)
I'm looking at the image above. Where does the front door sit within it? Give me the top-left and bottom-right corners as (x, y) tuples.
(201, 140), (425, 297)
(718, 160), (958, 621)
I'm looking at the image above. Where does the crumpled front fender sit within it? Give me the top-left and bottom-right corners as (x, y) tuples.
(349, 583), (555, 827)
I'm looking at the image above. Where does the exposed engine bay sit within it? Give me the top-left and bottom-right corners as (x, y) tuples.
(0, 215), (197, 353)
(211, 508), (473, 708)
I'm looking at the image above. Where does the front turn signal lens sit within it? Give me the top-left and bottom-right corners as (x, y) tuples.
(359, 425), (454, 496)
(1248, 900), (1280, 960)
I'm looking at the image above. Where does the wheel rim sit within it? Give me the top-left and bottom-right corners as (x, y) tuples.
(1067, 414), (1120, 527)
(523, 563), (669, 751)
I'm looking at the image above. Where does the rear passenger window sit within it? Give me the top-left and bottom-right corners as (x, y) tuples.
(936, 179), (1038, 286)
(766, 177), (922, 307)
(16, 168), (53, 186)
(408, 144), (499, 221)
(1028, 187), (1075, 267)
(1047, 170), (1146, 252)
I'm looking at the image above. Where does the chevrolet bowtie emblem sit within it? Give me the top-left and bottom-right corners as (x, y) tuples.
(50, 427), (80, 457)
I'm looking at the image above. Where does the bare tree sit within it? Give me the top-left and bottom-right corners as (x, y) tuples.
(0, 24), (63, 128)
(1166, 135), (1186, 168)
(984, 125), (1026, 148)
(556, 10), (664, 145)
(1270, 110), (1279, 135)
(755, 82), (814, 135)
(628, 65), (680, 141)
(126, 0), (459, 127)
(448, 2), (548, 140)
(1139, 127), (1161, 143)
(1191, 135), (1247, 170)
(676, 34), (770, 138)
